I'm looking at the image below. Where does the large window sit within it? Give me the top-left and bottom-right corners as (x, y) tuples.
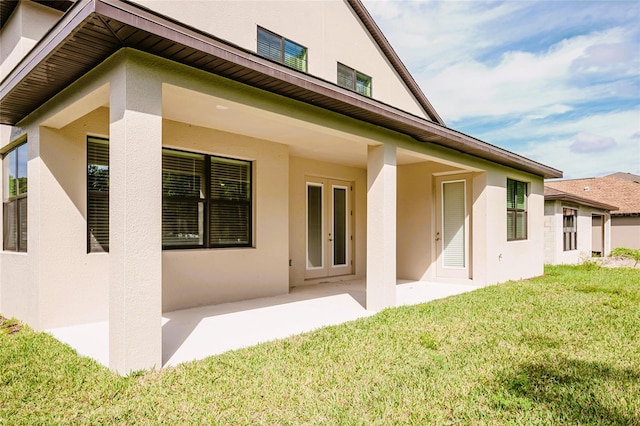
(3, 142), (28, 252)
(86, 141), (252, 251)
(257, 27), (307, 72)
(87, 137), (110, 253)
(507, 178), (527, 241)
(337, 63), (372, 97)
(163, 149), (252, 249)
(563, 208), (577, 251)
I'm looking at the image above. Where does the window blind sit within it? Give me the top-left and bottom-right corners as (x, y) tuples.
(257, 27), (307, 72)
(87, 137), (109, 253)
(257, 28), (281, 63)
(210, 157), (251, 246)
(337, 63), (371, 97)
(507, 179), (527, 240)
(162, 150), (206, 247)
(443, 181), (466, 268)
(162, 150), (252, 249)
(3, 142), (28, 252)
(337, 63), (354, 90)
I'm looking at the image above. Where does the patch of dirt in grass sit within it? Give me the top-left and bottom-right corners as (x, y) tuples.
(595, 257), (639, 269)
(0, 315), (22, 334)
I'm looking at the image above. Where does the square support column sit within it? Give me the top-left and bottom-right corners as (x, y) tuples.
(109, 60), (162, 373)
(366, 143), (396, 311)
(603, 213), (612, 257)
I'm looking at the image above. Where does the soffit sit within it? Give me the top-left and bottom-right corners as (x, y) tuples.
(0, 0), (562, 179)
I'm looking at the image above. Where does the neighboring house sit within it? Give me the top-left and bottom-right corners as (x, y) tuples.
(546, 173), (640, 251)
(0, 0), (561, 373)
(543, 186), (616, 265)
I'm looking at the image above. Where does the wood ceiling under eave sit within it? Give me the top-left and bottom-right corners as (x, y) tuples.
(0, 1), (561, 179)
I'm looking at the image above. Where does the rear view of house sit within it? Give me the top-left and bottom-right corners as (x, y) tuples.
(546, 173), (640, 252)
(543, 186), (616, 265)
(0, 0), (561, 373)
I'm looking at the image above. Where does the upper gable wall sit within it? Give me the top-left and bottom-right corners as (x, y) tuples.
(0, 1), (63, 81)
(133, 0), (430, 120)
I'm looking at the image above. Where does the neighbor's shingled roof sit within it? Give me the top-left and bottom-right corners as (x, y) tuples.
(546, 174), (640, 215)
(543, 186), (618, 211)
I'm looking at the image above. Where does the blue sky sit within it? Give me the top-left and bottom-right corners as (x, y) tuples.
(362, 0), (640, 179)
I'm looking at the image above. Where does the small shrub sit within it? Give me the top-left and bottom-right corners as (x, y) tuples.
(580, 257), (600, 270)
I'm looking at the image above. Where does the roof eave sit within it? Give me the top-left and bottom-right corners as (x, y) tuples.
(544, 193), (618, 211)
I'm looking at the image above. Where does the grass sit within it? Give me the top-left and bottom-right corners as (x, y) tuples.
(1, 264), (639, 425)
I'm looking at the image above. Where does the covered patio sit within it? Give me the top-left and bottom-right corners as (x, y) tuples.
(48, 279), (475, 368)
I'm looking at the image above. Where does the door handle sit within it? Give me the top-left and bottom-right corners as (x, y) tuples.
(435, 232), (440, 241)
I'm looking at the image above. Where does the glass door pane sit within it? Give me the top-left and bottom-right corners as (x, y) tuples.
(307, 183), (323, 269)
(333, 186), (347, 266)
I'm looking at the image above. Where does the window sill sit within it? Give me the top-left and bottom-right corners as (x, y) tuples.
(162, 246), (256, 251)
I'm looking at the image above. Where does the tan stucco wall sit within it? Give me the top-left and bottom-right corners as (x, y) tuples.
(396, 162), (463, 281)
(396, 160), (545, 286)
(38, 110), (111, 328)
(480, 170), (545, 284)
(1, 48), (550, 336)
(397, 162), (545, 286)
(0, 109), (111, 329)
(162, 120), (290, 312)
(397, 163), (433, 281)
(0, 1), (63, 81)
(1, 106), (292, 324)
(0, 251), (30, 324)
(288, 156), (366, 286)
(133, 0), (428, 119)
(611, 216), (640, 250)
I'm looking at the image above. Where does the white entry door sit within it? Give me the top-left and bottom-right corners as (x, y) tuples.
(435, 175), (471, 279)
(305, 177), (353, 279)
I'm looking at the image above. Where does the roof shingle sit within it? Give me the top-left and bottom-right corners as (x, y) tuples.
(546, 173), (640, 215)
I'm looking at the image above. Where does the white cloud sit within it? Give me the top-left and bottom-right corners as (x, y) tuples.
(517, 109), (640, 178)
(363, 0), (640, 177)
(571, 42), (639, 75)
(569, 132), (617, 154)
(422, 27), (634, 121)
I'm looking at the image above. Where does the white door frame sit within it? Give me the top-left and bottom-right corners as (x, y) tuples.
(305, 177), (354, 279)
(435, 174), (472, 279)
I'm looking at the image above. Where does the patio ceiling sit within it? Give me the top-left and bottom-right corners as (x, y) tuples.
(0, 0), (562, 178)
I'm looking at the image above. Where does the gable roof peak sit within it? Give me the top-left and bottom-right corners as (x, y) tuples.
(346, 0), (445, 126)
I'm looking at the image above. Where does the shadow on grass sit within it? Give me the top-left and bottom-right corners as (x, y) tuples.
(495, 356), (639, 425)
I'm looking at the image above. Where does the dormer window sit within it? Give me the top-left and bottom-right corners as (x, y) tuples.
(257, 27), (307, 72)
(337, 63), (372, 97)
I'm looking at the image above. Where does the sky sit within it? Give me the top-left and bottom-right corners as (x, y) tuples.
(362, 0), (640, 179)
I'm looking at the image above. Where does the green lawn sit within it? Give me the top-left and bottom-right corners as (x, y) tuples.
(1, 265), (639, 425)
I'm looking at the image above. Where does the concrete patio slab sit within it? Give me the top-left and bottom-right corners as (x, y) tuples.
(47, 279), (476, 369)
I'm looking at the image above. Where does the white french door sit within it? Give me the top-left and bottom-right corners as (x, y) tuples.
(435, 174), (471, 279)
(305, 177), (353, 279)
